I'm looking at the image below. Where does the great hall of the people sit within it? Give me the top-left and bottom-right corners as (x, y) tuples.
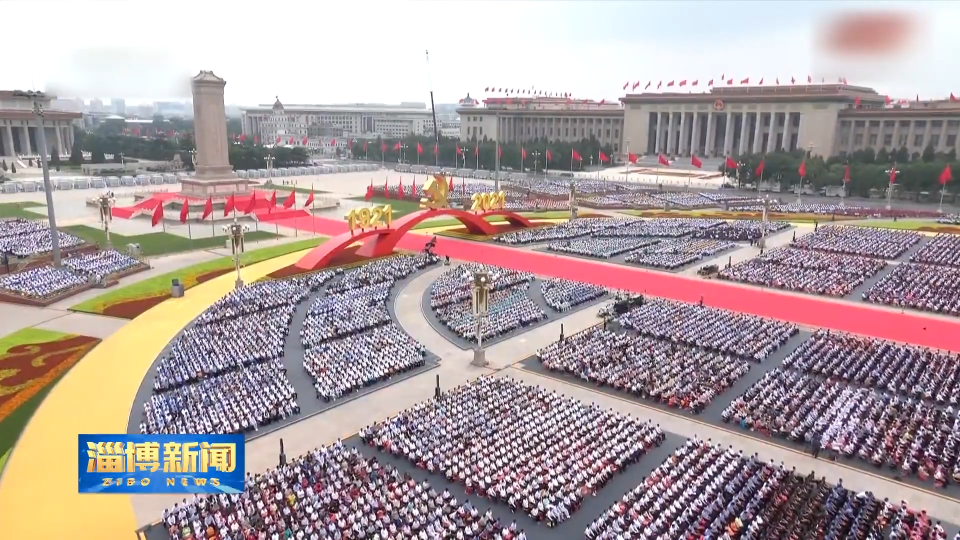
(458, 85), (960, 159)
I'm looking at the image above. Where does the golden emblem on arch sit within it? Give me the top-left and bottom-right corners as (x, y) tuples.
(420, 174), (450, 209)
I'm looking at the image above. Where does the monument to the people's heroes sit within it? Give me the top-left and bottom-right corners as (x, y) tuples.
(180, 70), (250, 197)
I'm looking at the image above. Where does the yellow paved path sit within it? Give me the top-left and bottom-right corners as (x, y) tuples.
(0, 249), (310, 540)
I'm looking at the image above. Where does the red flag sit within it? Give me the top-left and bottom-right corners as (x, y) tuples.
(411, 180), (417, 196)
(775, 78), (779, 85)
(474, 144), (479, 156)
(151, 201), (164, 227)
(276, 136), (281, 144)
(632, 81), (640, 90)
(758, 78), (764, 85)
(691, 155), (702, 169)
(889, 167), (897, 184)
(571, 149), (582, 161)
(363, 141), (368, 152)
(330, 138), (336, 146)
(843, 164), (851, 183)
(666, 81), (675, 87)
(456, 146), (463, 155)
(546, 149), (553, 161)
(417, 142), (423, 154)
(223, 194), (236, 216)
(884, 95), (892, 105)
(398, 178), (405, 198)
(243, 192), (257, 215)
(755, 160), (765, 177)
(304, 190), (315, 208)
(623, 81), (629, 90)
(179, 198), (189, 224)
(201, 197), (213, 220)
(656, 81), (662, 89)
(790, 76), (796, 84)
(301, 136), (308, 145)
(940, 165), (953, 185)
(740, 77), (750, 84)
(364, 180), (373, 201)
(854, 96), (861, 108)
(798, 161), (807, 177)
(238, 134), (247, 142)
(381, 142), (387, 153)
(288, 137), (295, 145)
(599, 151), (610, 163)
(497, 146), (502, 158)
(679, 80), (687, 87)
(393, 141), (401, 151)
(807, 75), (812, 83)
(707, 79), (714, 86)
(725, 156), (738, 169)
(283, 189), (296, 209)
(628, 152), (638, 164)
(644, 81), (651, 90)
(253, 135), (259, 145)
(521, 147), (527, 159)
(951, 93), (958, 103)
(691, 80), (698, 87)
(658, 154), (670, 166)
(726, 79), (733, 85)
(448, 175), (454, 192)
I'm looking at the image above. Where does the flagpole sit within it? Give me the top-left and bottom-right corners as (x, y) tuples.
(311, 183), (316, 236)
(597, 150), (601, 181)
(476, 145), (479, 171)
(939, 186), (945, 214)
(294, 181), (299, 237)
(187, 212), (192, 240)
(544, 148), (549, 176)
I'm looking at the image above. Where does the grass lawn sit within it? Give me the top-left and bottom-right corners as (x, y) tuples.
(0, 201), (45, 219)
(347, 197), (423, 218)
(623, 208), (856, 224)
(70, 236), (328, 314)
(846, 219), (945, 231)
(0, 449), (8, 476)
(270, 185), (331, 194)
(62, 225), (279, 257)
(411, 210), (574, 230)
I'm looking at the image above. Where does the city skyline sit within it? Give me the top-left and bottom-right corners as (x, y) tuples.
(0, 1), (956, 106)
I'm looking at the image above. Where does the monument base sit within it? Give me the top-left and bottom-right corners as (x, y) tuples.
(181, 177), (251, 198)
(471, 348), (488, 367)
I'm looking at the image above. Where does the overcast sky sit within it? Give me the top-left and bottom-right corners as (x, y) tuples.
(1, 0), (955, 106)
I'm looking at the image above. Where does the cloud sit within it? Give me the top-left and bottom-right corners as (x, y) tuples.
(46, 46), (192, 100)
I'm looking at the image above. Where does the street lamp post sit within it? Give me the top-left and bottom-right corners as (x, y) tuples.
(530, 151), (542, 175)
(265, 153), (275, 178)
(119, 152), (125, 166)
(13, 90), (61, 266)
(470, 271), (492, 367)
(96, 192), (116, 249)
(398, 144), (409, 165)
(884, 165), (900, 211)
(222, 218), (250, 289)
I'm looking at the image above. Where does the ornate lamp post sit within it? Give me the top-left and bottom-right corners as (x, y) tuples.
(189, 149), (197, 171)
(222, 219), (250, 289)
(96, 192), (116, 249)
(398, 143), (409, 165)
(884, 165), (900, 211)
(13, 90), (61, 266)
(119, 152), (125, 166)
(530, 150), (542, 175)
(265, 153), (275, 178)
(470, 270), (492, 367)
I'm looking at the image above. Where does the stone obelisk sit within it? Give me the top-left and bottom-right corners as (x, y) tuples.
(181, 70), (249, 197)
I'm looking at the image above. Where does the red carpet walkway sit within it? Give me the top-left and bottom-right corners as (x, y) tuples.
(275, 215), (960, 352)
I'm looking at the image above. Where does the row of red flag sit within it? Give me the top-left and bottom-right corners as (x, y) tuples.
(151, 189), (316, 227)
(628, 153), (955, 187)
(624, 75), (849, 92)
(483, 87), (572, 99)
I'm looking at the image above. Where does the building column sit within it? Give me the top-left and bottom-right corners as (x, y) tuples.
(891, 121), (901, 150)
(690, 113), (701, 157)
(922, 121), (933, 151)
(766, 113), (779, 153)
(19, 126), (31, 155)
(752, 112), (764, 153)
(737, 113), (749, 155)
(666, 112), (677, 155)
(654, 112), (663, 154)
(722, 111), (735, 156)
(704, 113), (716, 157)
(781, 112), (792, 151)
(939, 121), (950, 152)
(678, 112), (688, 155)
(905, 121), (916, 153)
(2, 125), (14, 157)
(55, 123), (65, 157)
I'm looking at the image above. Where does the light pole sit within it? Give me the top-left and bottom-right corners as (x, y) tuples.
(265, 153), (275, 178)
(398, 143), (409, 165)
(119, 152), (125, 166)
(470, 270), (492, 367)
(530, 150), (542, 175)
(96, 192), (116, 249)
(13, 90), (61, 266)
(884, 164), (900, 211)
(222, 218), (250, 289)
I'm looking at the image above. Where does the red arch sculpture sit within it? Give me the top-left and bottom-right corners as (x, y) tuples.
(295, 208), (537, 271)
(294, 228), (393, 271)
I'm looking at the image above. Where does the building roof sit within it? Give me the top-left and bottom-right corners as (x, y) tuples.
(459, 93), (479, 106)
(192, 70), (226, 84)
(620, 84), (887, 105)
(241, 103), (432, 115)
(0, 110), (81, 120)
(460, 97), (623, 116)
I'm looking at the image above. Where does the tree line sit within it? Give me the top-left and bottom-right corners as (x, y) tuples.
(346, 135), (615, 173)
(721, 145), (959, 197)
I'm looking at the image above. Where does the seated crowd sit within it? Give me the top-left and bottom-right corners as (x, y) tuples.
(547, 237), (659, 259)
(586, 438), (949, 540)
(0, 264), (87, 298)
(142, 275), (333, 434)
(360, 377), (666, 525)
(937, 214), (960, 225)
(161, 441), (522, 540)
(594, 218), (724, 239)
(430, 264), (546, 342)
(616, 299), (798, 362)
(538, 326), (749, 413)
(300, 254), (439, 401)
(911, 233), (960, 269)
(718, 246), (887, 297)
(624, 238), (735, 270)
(863, 263), (960, 316)
(792, 225), (921, 259)
(540, 278), (606, 312)
(782, 330), (960, 405)
(62, 249), (146, 281)
(0, 226), (85, 258)
(494, 217), (638, 245)
(722, 367), (960, 488)
(649, 192), (715, 208)
(691, 220), (790, 242)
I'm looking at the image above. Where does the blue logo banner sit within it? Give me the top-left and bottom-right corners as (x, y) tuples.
(78, 434), (245, 494)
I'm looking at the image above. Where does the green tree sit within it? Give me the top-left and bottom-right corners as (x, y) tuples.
(49, 146), (60, 166)
(69, 136), (83, 165)
(1, 160), (6, 172)
(875, 148), (890, 164)
(894, 147), (910, 162)
(922, 144), (936, 162)
(10, 163), (16, 173)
